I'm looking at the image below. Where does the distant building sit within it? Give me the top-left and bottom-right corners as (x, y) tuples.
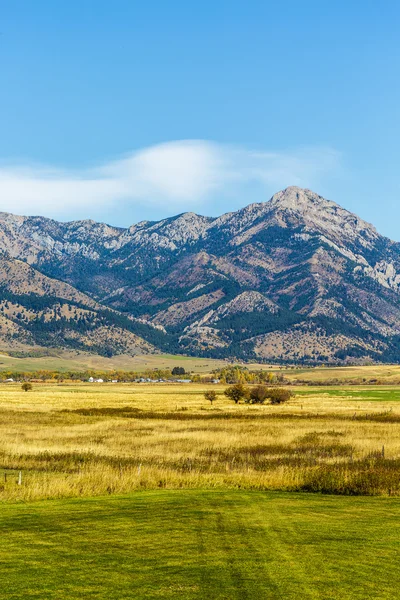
(88, 377), (94, 383)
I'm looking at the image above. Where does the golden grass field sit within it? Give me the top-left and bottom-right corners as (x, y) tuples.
(283, 364), (400, 383)
(1, 382), (400, 502)
(0, 351), (227, 373)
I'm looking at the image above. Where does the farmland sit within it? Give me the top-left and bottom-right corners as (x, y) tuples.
(1, 382), (400, 501)
(2, 380), (400, 598)
(4, 350), (400, 384)
(0, 351), (226, 374)
(283, 363), (400, 384)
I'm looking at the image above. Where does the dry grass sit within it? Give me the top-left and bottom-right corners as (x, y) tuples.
(0, 383), (400, 501)
(0, 351), (225, 373)
(284, 364), (400, 384)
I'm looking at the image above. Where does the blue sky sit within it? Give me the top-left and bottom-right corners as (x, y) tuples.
(1, 1), (400, 238)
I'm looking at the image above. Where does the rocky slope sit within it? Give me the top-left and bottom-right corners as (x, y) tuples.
(1, 186), (400, 363)
(0, 256), (158, 356)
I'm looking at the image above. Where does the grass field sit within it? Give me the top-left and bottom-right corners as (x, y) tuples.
(0, 352), (227, 373)
(295, 387), (400, 401)
(1, 382), (400, 500)
(2, 382), (400, 598)
(284, 364), (400, 384)
(1, 489), (399, 599)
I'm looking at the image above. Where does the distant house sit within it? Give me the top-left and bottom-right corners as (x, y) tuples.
(88, 377), (94, 383)
(95, 379), (104, 383)
(5, 378), (14, 383)
(111, 380), (118, 383)
(177, 379), (192, 383)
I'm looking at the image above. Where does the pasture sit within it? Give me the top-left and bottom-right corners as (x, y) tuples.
(1, 382), (400, 598)
(0, 352), (226, 374)
(284, 363), (400, 384)
(1, 383), (400, 501)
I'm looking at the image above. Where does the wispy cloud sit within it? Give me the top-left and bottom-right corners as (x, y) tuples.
(0, 141), (341, 221)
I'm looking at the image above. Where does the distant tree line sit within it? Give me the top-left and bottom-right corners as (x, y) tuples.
(0, 364), (288, 383)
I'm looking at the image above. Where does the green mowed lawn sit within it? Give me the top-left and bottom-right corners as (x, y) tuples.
(0, 491), (399, 599)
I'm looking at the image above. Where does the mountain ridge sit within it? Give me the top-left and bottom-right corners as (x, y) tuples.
(0, 186), (399, 364)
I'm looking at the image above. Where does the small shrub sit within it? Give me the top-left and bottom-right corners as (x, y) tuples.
(248, 385), (270, 404)
(224, 383), (249, 404)
(268, 388), (294, 404)
(204, 390), (217, 405)
(245, 387), (293, 405)
(21, 383), (32, 392)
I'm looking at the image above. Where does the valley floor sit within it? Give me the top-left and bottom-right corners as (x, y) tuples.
(2, 383), (400, 500)
(0, 352), (226, 374)
(1, 489), (399, 600)
(2, 383), (400, 598)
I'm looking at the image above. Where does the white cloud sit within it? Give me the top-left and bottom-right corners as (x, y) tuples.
(0, 140), (341, 221)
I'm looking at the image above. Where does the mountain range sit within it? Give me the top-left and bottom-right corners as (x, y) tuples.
(1, 186), (400, 364)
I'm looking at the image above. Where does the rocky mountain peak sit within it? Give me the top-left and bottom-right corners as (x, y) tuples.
(269, 186), (335, 211)
(267, 186), (379, 249)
